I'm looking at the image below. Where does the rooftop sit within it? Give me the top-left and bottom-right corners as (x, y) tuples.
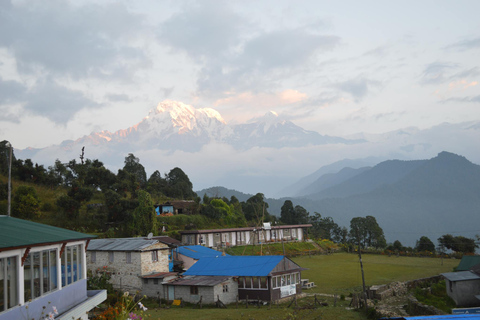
(88, 238), (166, 251)
(177, 245), (228, 260)
(179, 224), (312, 234)
(183, 255), (289, 277)
(0, 216), (95, 251)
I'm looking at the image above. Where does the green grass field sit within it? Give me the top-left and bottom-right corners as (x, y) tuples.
(293, 252), (458, 295)
(144, 252), (459, 320)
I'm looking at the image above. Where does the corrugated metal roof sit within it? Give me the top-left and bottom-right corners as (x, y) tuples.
(442, 271), (480, 282)
(382, 315), (480, 319)
(179, 224), (312, 234)
(88, 238), (160, 251)
(142, 272), (177, 279)
(177, 245), (229, 260)
(165, 275), (231, 287)
(183, 255), (284, 277)
(0, 216), (95, 250)
(457, 256), (480, 271)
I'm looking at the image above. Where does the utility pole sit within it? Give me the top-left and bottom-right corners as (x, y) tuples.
(357, 229), (368, 313)
(7, 142), (12, 217)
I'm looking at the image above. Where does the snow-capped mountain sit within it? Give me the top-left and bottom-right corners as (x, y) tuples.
(37, 100), (360, 153)
(14, 100), (480, 197)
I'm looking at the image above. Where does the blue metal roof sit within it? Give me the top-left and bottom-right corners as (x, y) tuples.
(383, 315), (480, 319)
(183, 255), (285, 277)
(177, 245), (228, 260)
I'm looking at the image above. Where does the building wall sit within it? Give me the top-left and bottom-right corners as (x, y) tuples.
(177, 254), (197, 270)
(141, 275), (176, 298)
(140, 244), (170, 275)
(87, 243), (169, 292)
(172, 279), (237, 304)
(446, 279), (480, 307)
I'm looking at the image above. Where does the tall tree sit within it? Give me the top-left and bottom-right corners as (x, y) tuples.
(416, 236), (435, 252)
(132, 190), (157, 237)
(349, 216), (386, 248)
(438, 234), (477, 253)
(123, 153), (147, 188)
(280, 200), (295, 224)
(164, 167), (196, 199)
(12, 186), (40, 219)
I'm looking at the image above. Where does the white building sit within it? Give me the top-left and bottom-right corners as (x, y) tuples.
(0, 216), (106, 320)
(180, 224), (312, 248)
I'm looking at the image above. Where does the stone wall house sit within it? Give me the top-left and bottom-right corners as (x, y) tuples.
(141, 272), (177, 299)
(0, 216), (106, 320)
(87, 238), (170, 292)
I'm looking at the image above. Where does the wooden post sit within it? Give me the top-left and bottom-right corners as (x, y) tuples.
(357, 229), (368, 313)
(334, 294), (337, 307)
(236, 295), (239, 309)
(246, 295), (248, 308)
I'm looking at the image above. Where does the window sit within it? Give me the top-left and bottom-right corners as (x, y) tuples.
(24, 249), (58, 301)
(91, 251), (96, 263)
(292, 229), (297, 238)
(126, 252), (132, 264)
(144, 279), (148, 284)
(153, 279), (159, 285)
(260, 277), (268, 289)
(0, 256), (18, 311)
(61, 244), (82, 287)
(190, 286), (198, 295)
(238, 277), (245, 288)
(152, 251), (158, 262)
(223, 284), (228, 292)
(108, 251), (114, 263)
(245, 276), (252, 288)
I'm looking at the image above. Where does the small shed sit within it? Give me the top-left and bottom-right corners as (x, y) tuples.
(163, 275), (238, 304)
(141, 272), (178, 298)
(457, 256), (480, 272)
(183, 255), (306, 302)
(442, 271), (480, 307)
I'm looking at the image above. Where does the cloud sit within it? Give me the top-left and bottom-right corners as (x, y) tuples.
(0, 78), (26, 104)
(106, 94), (131, 102)
(333, 77), (381, 101)
(441, 95), (480, 103)
(445, 37), (480, 51)
(0, 1), (148, 79)
(160, 86), (175, 98)
(157, 1), (245, 60)
(419, 62), (458, 85)
(23, 78), (99, 124)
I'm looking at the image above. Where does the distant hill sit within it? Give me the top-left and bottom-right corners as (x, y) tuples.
(297, 151), (480, 246)
(195, 186), (253, 203)
(303, 159), (426, 200)
(197, 152), (480, 248)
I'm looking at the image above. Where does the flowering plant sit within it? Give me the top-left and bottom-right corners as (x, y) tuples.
(93, 291), (148, 320)
(22, 301), (59, 320)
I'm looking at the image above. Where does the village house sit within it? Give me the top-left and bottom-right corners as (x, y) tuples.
(175, 245), (228, 270)
(442, 263), (480, 308)
(178, 255), (306, 303)
(0, 216), (106, 320)
(86, 238), (170, 292)
(155, 200), (196, 216)
(179, 224), (312, 248)
(163, 275), (238, 304)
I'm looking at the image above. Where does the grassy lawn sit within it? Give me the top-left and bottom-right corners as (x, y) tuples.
(143, 252), (459, 320)
(292, 252), (458, 295)
(144, 296), (366, 320)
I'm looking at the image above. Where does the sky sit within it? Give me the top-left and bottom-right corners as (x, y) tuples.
(1, 0), (480, 150)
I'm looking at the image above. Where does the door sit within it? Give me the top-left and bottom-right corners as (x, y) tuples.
(168, 285), (175, 301)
